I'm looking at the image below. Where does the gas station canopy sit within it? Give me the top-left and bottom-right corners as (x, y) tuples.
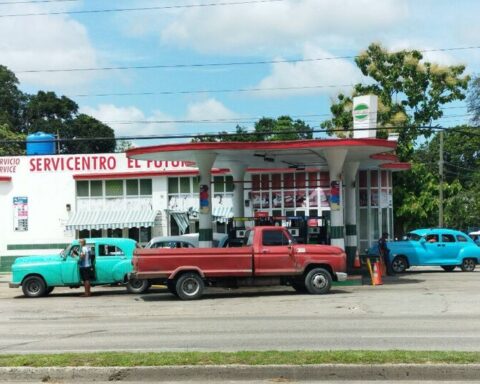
(127, 138), (409, 170)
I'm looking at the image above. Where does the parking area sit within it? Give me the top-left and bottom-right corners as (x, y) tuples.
(1, 267), (480, 353)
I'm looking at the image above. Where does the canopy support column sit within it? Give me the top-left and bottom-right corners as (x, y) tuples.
(344, 161), (359, 269)
(324, 149), (348, 250)
(229, 162), (247, 218)
(195, 152), (216, 247)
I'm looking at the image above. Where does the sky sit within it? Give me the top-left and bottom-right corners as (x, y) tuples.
(1, 0), (479, 145)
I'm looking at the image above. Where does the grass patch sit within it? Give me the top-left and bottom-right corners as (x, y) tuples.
(1, 351), (480, 367)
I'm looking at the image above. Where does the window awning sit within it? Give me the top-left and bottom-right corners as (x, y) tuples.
(65, 210), (158, 230)
(167, 211), (190, 235)
(212, 206), (233, 223)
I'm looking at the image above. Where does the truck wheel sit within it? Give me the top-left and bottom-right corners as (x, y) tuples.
(126, 278), (150, 294)
(22, 276), (46, 298)
(304, 268), (332, 295)
(441, 265), (456, 272)
(166, 280), (177, 296)
(460, 258), (476, 272)
(175, 273), (204, 300)
(391, 256), (407, 273)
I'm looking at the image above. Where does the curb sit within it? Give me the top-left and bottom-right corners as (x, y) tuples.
(1, 364), (480, 382)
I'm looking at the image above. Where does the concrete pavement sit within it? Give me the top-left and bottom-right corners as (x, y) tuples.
(1, 268), (480, 353)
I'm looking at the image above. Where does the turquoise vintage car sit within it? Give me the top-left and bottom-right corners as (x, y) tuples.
(9, 238), (150, 297)
(370, 228), (480, 273)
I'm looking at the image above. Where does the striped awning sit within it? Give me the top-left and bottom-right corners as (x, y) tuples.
(168, 211), (190, 235)
(212, 206), (233, 223)
(66, 210), (158, 230)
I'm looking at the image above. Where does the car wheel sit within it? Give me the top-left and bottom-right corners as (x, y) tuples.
(304, 268), (332, 295)
(460, 258), (476, 272)
(441, 265), (456, 272)
(166, 280), (178, 296)
(22, 276), (46, 298)
(175, 273), (204, 300)
(391, 256), (407, 273)
(126, 278), (150, 294)
(45, 287), (55, 295)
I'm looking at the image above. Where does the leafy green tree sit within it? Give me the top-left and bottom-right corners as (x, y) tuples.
(193, 116), (314, 142)
(0, 124), (25, 156)
(63, 114), (116, 154)
(0, 65), (26, 132)
(321, 43), (469, 159)
(468, 75), (480, 125)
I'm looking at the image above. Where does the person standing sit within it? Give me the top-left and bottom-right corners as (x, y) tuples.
(74, 239), (95, 297)
(378, 232), (394, 276)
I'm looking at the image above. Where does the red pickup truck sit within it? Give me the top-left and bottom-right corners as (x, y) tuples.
(131, 226), (347, 300)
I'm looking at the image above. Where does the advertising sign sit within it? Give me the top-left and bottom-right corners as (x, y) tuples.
(13, 196), (28, 231)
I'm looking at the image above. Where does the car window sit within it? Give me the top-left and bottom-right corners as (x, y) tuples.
(457, 235), (468, 242)
(262, 230), (289, 246)
(405, 233), (421, 241)
(245, 230), (254, 246)
(426, 234), (439, 243)
(441, 234), (455, 243)
(98, 245), (125, 256)
(150, 241), (193, 248)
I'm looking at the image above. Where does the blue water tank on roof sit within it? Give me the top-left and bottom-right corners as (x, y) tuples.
(26, 132), (56, 156)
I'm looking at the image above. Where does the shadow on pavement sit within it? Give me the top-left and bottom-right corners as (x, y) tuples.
(140, 287), (352, 301)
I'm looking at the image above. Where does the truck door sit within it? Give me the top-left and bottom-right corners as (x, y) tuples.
(254, 229), (297, 275)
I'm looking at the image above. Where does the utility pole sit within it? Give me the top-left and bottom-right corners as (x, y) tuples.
(439, 131), (444, 228)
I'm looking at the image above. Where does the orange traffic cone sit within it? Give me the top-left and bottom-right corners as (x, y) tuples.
(353, 250), (361, 268)
(372, 261), (383, 286)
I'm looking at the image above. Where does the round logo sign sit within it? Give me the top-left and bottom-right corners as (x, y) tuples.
(353, 103), (369, 121)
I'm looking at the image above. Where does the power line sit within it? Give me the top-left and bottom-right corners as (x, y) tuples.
(13, 45), (480, 74)
(0, 125), (455, 145)
(0, 0), (77, 4)
(0, 0), (284, 17)
(73, 83), (354, 98)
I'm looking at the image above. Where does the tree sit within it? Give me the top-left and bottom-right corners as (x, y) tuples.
(193, 116), (314, 142)
(321, 43), (469, 159)
(468, 75), (480, 125)
(0, 124), (25, 156)
(63, 114), (116, 154)
(0, 65), (26, 132)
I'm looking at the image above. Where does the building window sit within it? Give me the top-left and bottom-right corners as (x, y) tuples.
(126, 179), (139, 195)
(77, 181), (89, 197)
(105, 180), (123, 197)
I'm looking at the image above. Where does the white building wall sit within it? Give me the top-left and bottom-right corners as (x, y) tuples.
(0, 153), (192, 258)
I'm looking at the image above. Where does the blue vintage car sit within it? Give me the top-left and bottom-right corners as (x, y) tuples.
(370, 228), (480, 273)
(9, 238), (150, 297)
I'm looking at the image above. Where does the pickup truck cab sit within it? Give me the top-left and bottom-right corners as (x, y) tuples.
(10, 238), (150, 297)
(131, 226), (347, 300)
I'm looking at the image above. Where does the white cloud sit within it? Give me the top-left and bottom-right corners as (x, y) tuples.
(159, 0), (408, 54)
(186, 98), (238, 121)
(80, 104), (176, 140)
(0, 3), (101, 88)
(253, 44), (362, 97)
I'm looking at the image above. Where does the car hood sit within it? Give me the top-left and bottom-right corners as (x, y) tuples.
(13, 254), (63, 265)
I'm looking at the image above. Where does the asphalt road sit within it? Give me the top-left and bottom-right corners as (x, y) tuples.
(1, 268), (480, 354)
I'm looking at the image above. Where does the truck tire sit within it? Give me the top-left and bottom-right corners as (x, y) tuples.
(460, 258), (476, 272)
(126, 278), (150, 294)
(22, 276), (47, 298)
(175, 273), (204, 300)
(304, 268), (332, 295)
